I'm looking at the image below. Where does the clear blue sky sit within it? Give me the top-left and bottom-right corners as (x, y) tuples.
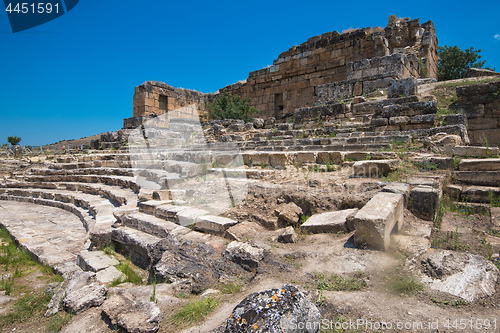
(1, 0), (499, 146)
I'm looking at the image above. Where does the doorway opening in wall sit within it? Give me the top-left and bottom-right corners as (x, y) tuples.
(274, 93), (284, 118)
(159, 95), (168, 114)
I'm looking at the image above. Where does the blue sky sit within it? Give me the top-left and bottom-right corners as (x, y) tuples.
(1, 0), (499, 146)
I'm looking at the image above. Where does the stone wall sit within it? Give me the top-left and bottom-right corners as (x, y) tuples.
(455, 80), (500, 146)
(222, 17), (437, 119)
(317, 53), (420, 102)
(132, 81), (210, 118)
(130, 17), (438, 122)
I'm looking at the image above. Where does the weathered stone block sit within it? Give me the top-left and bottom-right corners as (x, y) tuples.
(352, 192), (404, 250)
(77, 250), (119, 273)
(277, 226), (298, 243)
(275, 202), (303, 226)
(409, 186), (440, 221)
(381, 182), (410, 207)
(301, 209), (358, 234)
(459, 158), (500, 171)
(352, 159), (400, 177)
(317, 151), (343, 164)
(194, 215), (238, 236)
(63, 283), (107, 314)
(387, 78), (417, 98)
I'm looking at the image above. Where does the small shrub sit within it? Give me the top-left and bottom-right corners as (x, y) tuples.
(300, 215), (310, 224)
(207, 92), (258, 122)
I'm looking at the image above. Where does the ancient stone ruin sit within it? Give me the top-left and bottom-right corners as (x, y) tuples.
(0, 15), (500, 333)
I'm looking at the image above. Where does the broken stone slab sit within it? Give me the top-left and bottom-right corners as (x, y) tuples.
(194, 215), (238, 236)
(352, 192), (404, 250)
(301, 209), (358, 234)
(225, 241), (265, 271)
(45, 271), (96, 317)
(274, 202), (303, 227)
(352, 159), (400, 178)
(96, 266), (126, 285)
(410, 249), (499, 302)
(77, 250), (119, 272)
(225, 221), (269, 241)
(152, 237), (252, 294)
(62, 283), (108, 314)
(453, 145), (499, 157)
(409, 186), (441, 221)
(277, 226), (297, 243)
(381, 182), (410, 207)
(459, 158), (500, 171)
(102, 289), (162, 333)
(225, 284), (320, 333)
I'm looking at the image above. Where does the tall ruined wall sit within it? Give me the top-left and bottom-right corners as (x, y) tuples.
(133, 81), (209, 118)
(456, 80), (500, 146)
(223, 17), (437, 119)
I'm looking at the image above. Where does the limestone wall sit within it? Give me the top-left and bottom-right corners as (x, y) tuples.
(133, 81), (210, 118)
(130, 17), (437, 122)
(456, 80), (500, 146)
(222, 17), (437, 119)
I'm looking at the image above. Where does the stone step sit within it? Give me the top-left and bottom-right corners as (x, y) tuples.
(120, 212), (180, 238)
(0, 194), (95, 232)
(454, 171), (500, 187)
(22, 174), (141, 192)
(459, 158), (500, 171)
(0, 200), (86, 276)
(241, 150), (397, 168)
(454, 146), (499, 157)
(446, 184), (500, 203)
(33, 167), (135, 177)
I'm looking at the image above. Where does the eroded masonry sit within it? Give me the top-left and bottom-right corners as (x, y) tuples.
(125, 16), (437, 126)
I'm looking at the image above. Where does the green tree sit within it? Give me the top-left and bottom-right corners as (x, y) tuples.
(437, 45), (491, 81)
(207, 92), (258, 122)
(7, 136), (21, 146)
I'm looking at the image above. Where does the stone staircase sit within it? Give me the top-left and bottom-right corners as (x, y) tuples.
(447, 158), (500, 203)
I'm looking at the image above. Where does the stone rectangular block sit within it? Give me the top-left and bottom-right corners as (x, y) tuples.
(301, 209), (358, 234)
(459, 158), (500, 171)
(453, 146), (500, 157)
(77, 250), (119, 273)
(195, 215), (238, 236)
(177, 207), (210, 227)
(352, 192), (404, 250)
(409, 186), (440, 221)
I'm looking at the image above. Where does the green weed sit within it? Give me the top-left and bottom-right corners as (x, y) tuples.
(169, 297), (219, 327)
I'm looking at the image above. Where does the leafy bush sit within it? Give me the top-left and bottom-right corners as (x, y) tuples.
(207, 91), (258, 122)
(7, 136), (21, 146)
(437, 45), (493, 81)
